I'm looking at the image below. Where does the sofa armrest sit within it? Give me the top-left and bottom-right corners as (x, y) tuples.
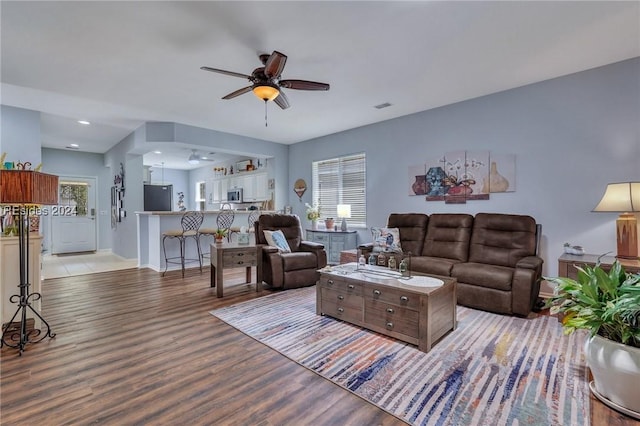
(516, 256), (543, 270)
(358, 243), (374, 256)
(512, 256), (544, 316)
(300, 241), (324, 251)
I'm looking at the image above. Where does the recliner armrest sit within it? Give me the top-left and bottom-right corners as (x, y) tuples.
(516, 256), (543, 270)
(300, 241), (324, 251)
(261, 245), (279, 254)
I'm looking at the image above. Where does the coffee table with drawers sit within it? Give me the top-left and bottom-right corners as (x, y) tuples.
(316, 263), (457, 353)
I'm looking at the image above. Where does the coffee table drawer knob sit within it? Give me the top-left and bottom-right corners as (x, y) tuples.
(400, 296), (408, 302)
(373, 290), (381, 296)
(337, 307), (344, 313)
(348, 284), (355, 289)
(386, 308), (394, 314)
(386, 322), (393, 329)
(327, 279), (334, 285)
(337, 295), (344, 300)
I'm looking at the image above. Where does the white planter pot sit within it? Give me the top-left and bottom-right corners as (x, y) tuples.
(585, 334), (640, 418)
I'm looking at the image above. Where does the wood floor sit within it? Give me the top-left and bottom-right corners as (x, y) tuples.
(1, 266), (637, 425)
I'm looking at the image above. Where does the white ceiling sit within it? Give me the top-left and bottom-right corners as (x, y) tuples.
(2, 1), (639, 170)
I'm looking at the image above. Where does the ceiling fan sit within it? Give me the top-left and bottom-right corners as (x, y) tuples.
(200, 50), (330, 110)
(187, 149), (215, 165)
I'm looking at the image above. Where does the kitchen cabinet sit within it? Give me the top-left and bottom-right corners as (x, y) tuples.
(255, 173), (268, 201)
(306, 230), (357, 264)
(206, 178), (229, 204)
(207, 171), (269, 205)
(205, 178), (216, 205)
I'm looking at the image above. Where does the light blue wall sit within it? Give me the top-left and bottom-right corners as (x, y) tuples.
(1, 105), (41, 166)
(41, 148), (112, 252)
(289, 58), (640, 277)
(104, 129), (144, 259)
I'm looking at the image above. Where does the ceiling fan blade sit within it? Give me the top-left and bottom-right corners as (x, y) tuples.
(200, 66), (251, 80)
(222, 86), (253, 100)
(280, 79), (330, 91)
(273, 90), (290, 110)
(264, 51), (287, 79)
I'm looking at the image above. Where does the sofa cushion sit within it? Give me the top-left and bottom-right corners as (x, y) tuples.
(452, 262), (514, 291)
(468, 213), (537, 268)
(456, 282), (512, 315)
(371, 227), (402, 253)
(422, 214), (473, 262)
(263, 230), (292, 253)
(387, 213), (428, 256)
(281, 252), (318, 271)
(410, 256), (460, 276)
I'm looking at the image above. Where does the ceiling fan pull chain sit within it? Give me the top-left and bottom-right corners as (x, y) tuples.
(264, 100), (268, 127)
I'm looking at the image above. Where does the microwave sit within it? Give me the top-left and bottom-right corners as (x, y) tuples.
(227, 188), (243, 202)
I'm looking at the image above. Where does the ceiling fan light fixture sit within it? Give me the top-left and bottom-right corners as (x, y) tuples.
(188, 152), (201, 165)
(252, 84), (279, 101)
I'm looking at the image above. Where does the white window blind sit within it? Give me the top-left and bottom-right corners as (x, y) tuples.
(312, 153), (366, 227)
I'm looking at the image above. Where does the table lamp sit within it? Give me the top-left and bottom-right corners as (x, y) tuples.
(593, 182), (640, 260)
(0, 170), (58, 354)
(337, 204), (351, 231)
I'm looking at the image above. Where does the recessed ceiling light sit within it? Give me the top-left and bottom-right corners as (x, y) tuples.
(65, 144), (80, 150)
(77, 120), (91, 125)
(153, 151), (162, 154)
(374, 102), (392, 109)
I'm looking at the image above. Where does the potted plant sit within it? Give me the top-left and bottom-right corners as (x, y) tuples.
(305, 202), (320, 230)
(214, 228), (227, 243)
(545, 259), (640, 418)
(324, 217), (335, 230)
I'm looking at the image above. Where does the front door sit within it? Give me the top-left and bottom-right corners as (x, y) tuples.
(51, 177), (97, 254)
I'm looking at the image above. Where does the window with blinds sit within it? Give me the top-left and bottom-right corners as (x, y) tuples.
(312, 153), (366, 227)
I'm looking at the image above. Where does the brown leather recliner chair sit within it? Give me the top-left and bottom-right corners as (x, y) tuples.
(255, 214), (327, 289)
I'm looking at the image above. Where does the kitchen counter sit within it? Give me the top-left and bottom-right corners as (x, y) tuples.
(136, 210), (275, 215)
(136, 210), (275, 273)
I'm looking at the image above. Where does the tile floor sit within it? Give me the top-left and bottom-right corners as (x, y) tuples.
(42, 251), (138, 279)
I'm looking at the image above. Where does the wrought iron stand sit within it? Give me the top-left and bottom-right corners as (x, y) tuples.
(1, 208), (56, 355)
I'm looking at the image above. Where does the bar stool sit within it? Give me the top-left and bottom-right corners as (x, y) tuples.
(214, 206), (235, 242)
(198, 205), (235, 263)
(230, 209), (261, 239)
(162, 211), (204, 278)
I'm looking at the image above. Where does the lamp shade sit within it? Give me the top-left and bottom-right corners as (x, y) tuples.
(0, 170), (59, 204)
(337, 204), (351, 218)
(252, 84), (280, 101)
(593, 182), (640, 212)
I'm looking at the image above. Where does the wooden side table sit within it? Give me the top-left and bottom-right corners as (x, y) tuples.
(210, 242), (262, 298)
(558, 253), (640, 279)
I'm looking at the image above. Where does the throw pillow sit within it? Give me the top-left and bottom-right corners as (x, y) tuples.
(371, 227), (402, 253)
(263, 230), (292, 253)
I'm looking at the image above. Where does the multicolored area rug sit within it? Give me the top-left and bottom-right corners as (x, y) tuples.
(210, 287), (590, 426)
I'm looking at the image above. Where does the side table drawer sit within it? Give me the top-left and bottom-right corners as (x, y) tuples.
(365, 299), (419, 338)
(223, 250), (257, 267)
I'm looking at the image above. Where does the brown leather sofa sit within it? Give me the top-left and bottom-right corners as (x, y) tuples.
(255, 214), (327, 289)
(362, 212), (543, 316)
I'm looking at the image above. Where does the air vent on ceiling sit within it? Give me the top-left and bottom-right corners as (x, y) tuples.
(374, 102), (392, 109)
